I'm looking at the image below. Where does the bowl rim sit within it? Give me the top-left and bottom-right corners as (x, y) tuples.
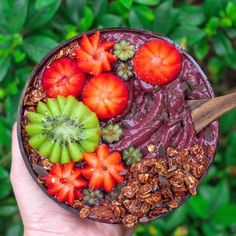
(16, 27), (220, 224)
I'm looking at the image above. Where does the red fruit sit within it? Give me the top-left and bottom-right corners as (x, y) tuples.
(45, 162), (87, 205)
(42, 57), (86, 98)
(81, 144), (125, 192)
(75, 31), (117, 76)
(82, 73), (129, 119)
(133, 40), (182, 86)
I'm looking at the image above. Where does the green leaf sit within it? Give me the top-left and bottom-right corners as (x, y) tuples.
(119, 0), (133, 9)
(0, 205), (18, 217)
(133, 0), (159, 6)
(4, 96), (19, 126)
(204, 17), (220, 36)
(23, 35), (58, 63)
(201, 222), (225, 236)
(213, 33), (233, 56)
(164, 205), (187, 231)
(0, 57), (10, 82)
(6, 221), (23, 236)
(185, 227), (199, 236)
(204, 0), (228, 18)
(225, 2), (236, 22)
(97, 14), (122, 28)
(193, 39), (209, 60)
(13, 50), (26, 63)
(15, 67), (32, 87)
(0, 167), (8, 179)
(187, 195), (210, 219)
(128, 5), (154, 29)
(225, 132), (236, 165)
(199, 181), (229, 215)
(0, 197), (17, 206)
(153, 1), (178, 35)
(64, 24), (78, 40)
(220, 17), (232, 28)
(0, 0), (28, 33)
(212, 204), (236, 226)
(211, 182), (229, 212)
(225, 51), (236, 70)
(171, 25), (205, 45)
(79, 6), (94, 31)
(26, 0), (61, 30)
(220, 111), (236, 135)
(203, 165), (217, 183)
(178, 5), (205, 26)
(35, 0), (58, 9)
(92, 0), (107, 18)
(65, 0), (87, 24)
(0, 168), (11, 199)
(0, 119), (11, 146)
(207, 57), (224, 84)
(109, 1), (127, 16)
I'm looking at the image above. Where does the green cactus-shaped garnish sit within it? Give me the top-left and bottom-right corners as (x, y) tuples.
(114, 40), (135, 61)
(115, 62), (134, 81)
(101, 124), (123, 144)
(82, 189), (104, 205)
(123, 146), (142, 166)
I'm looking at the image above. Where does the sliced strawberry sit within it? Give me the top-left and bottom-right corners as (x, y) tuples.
(81, 144), (125, 192)
(133, 40), (182, 86)
(42, 57), (86, 98)
(45, 162), (87, 205)
(103, 172), (116, 192)
(82, 73), (129, 119)
(75, 31), (117, 76)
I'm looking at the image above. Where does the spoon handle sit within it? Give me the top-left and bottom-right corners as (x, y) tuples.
(187, 91), (236, 133)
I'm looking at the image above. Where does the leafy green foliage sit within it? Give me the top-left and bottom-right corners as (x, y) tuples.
(23, 36), (58, 63)
(0, 0), (236, 235)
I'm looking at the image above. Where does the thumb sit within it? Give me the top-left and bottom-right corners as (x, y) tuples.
(10, 123), (56, 220)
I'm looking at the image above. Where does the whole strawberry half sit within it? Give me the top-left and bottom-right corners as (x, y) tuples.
(82, 73), (129, 119)
(81, 144), (125, 192)
(42, 57), (86, 98)
(133, 39), (182, 86)
(45, 162), (87, 205)
(75, 31), (117, 76)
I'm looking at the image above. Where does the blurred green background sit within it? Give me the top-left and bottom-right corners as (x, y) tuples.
(0, 0), (236, 235)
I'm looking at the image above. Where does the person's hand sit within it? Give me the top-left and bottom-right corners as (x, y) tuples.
(11, 124), (135, 236)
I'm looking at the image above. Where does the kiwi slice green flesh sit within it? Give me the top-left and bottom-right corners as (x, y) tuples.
(28, 112), (46, 123)
(25, 96), (100, 163)
(25, 123), (44, 136)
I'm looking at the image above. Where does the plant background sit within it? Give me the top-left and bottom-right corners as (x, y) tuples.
(0, 0), (236, 235)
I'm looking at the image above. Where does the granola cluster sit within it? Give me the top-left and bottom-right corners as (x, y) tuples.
(72, 144), (208, 227)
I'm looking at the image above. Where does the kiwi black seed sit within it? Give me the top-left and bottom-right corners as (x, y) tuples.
(25, 96), (100, 163)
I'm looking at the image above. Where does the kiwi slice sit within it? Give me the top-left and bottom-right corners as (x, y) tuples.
(25, 96), (100, 163)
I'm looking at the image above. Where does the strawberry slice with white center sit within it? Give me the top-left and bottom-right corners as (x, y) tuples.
(42, 57), (86, 98)
(45, 162), (87, 205)
(81, 144), (125, 192)
(133, 39), (182, 86)
(82, 73), (129, 119)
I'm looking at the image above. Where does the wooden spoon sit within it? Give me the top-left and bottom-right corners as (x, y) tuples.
(187, 91), (236, 133)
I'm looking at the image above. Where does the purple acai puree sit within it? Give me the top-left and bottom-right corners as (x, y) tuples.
(96, 29), (218, 168)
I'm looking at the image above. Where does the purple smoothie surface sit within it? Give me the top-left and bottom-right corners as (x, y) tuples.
(99, 30), (219, 161)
